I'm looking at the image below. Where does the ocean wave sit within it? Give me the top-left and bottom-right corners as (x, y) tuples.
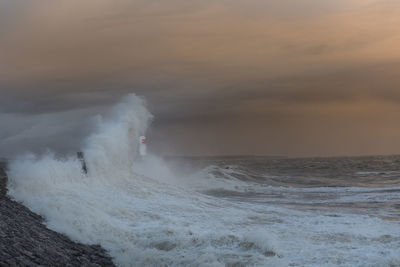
(6, 94), (400, 266)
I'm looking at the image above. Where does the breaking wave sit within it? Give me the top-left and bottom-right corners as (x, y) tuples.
(6, 94), (282, 266)
(6, 94), (400, 266)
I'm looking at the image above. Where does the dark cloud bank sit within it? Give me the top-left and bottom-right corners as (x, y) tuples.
(1, 0), (400, 157)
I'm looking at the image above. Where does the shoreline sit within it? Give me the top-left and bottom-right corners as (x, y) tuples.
(0, 162), (115, 266)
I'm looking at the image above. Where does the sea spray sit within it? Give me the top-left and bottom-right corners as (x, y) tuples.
(6, 94), (283, 266)
(6, 94), (400, 266)
(83, 94), (153, 180)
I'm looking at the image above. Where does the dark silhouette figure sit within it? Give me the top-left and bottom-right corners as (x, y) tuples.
(77, 152), (88, 174)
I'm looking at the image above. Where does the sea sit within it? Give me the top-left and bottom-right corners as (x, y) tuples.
(6, 95), (400, 266)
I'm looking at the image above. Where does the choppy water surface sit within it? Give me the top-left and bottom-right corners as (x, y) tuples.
(176, 155), (400, 220)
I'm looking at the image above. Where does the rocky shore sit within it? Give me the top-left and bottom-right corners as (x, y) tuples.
(0, 162), (116, 266)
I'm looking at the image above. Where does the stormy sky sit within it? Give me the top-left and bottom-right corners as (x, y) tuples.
(1, 0), (400, 157)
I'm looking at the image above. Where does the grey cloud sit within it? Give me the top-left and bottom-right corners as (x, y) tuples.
(2, 0), (400, 157)
(0, 107), (104, 157)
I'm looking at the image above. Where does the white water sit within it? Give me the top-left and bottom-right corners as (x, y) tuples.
(6, 94), (400, 266)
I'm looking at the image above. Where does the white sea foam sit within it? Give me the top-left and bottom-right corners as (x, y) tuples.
(6, 94), (400, 266)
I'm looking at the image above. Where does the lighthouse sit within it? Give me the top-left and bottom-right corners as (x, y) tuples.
(139, 136), (147, 156)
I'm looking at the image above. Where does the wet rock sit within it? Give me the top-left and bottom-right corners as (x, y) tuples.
(0, 163), (115, 266)
(0, 161), (7, 198)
